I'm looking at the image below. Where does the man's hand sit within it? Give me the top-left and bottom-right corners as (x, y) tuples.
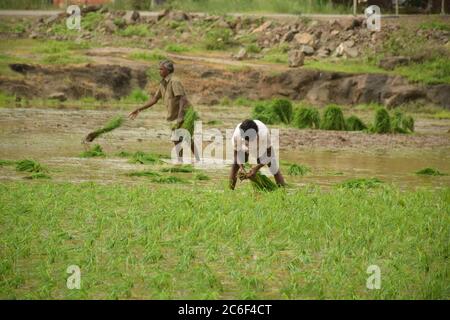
(245, 166), (258, 180)
(128, 109), (140, 120)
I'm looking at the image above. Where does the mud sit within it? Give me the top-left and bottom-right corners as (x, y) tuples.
(1, 107), (449, 189)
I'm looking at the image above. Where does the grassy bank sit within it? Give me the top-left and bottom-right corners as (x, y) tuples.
(0, 182), (448, 299)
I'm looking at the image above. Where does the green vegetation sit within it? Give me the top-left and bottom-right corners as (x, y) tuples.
(246, 172), (278, 192)
(182, 107), (200, 136)
(252, 101), (279, 125)
(195, 173), (210, 181)
(151, 176), (187, 184)
(164, 44), (190, 53)
(261, 45), (289, 64)
(15, 159), (46, 173)
(161, 165), (195, 173)
(85, 116), (124, 142)
(373, 108), (392, 134)
(79, 144), (106, 158)
(293, 107), (320, 129)
(122, 89), (149, 103)
(0, 159), (16, 166)
(391, 111), (414, 134)
(204, 28), (234, 50)
(126, 170), (161, 178)
(339, 178), (384, 189)
(320, 105), (346, 131)
(287, 164), (311, 176)
(346, 115), (367, 131)
(0, 91), (16, 108)
(415, 168), (447, 176)
(1, 182), (447, 299)
(272, 99), (293, 124)
(24, 172), (51, 180)
(130, 50), (167, 61)
(419, 20), (450, 32)
(116, 25), (154, 37)
(128, 151), (164, 165)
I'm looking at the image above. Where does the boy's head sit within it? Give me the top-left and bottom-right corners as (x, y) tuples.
(239, 119), (258, 143)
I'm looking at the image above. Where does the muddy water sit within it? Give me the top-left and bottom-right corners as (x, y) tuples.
(0, 107), (449, 189)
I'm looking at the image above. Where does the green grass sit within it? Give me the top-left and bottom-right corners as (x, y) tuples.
(432, 111), (450, 120)
(395, 57), (450, 85)
(126, 170), (161, 178)
(0, 92), (16, 108)
(204, 28), (234, 51)
(130, 50), (167, 62)
(339, 178), (384, 189)
(415, 168), (447, 176)
(0, 159), (16, 166)
(164, 44), (190, 53)
(305, 59), (386, 75)
(195, 173), (210, 181)
(419, 20), (450, 32)
(151, 176), (187, 184)
(122, 89), (149, 104)
(160, 165), (195, 173)
(0, 182), (448, 299)
(116, 25), (154, 38)
(128, 151), (164, 165)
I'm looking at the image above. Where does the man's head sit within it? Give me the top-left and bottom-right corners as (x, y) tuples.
(159, 60), (174, 78)
(239, 119), (258, 145)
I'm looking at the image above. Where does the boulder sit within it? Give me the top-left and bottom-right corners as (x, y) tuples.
(233, 48), (248, 61)
(335, 42), (359, 58)
(288, 50), (305, 68)
(294, 32), (315, 46)
(252, 21), (272, 34)
(299, 45), (315, 56)
(281, 30), (297, 43)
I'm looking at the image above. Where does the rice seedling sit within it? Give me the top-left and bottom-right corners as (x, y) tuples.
(195, 173), (210, 181)
(128, 151), (163, 165)
(126, 170), (161, 178)
(415, 168), (447, 176)
(293, 107), (320, 129)
(0, 159), (16, 166)
(251, 102), (280, 125)
(239, 171), (278, 191)
(288, 164), (311, 176)
(182, 107), (200, 137)
(79, 144), (106, 158)
(85, 115), (124, 142)
(345, 115), (367, 131)
(15, 159), (45, 173)
(392, 111), (414, 133)
(151, 176), (187, 184)
(271, 99), (293, 124)
(320, 105), (346, 131)
(373, 108), (391, 134)
(160, 165), (195, 173)
(338, 178), (384, 189)
(23, 172), (51, 180)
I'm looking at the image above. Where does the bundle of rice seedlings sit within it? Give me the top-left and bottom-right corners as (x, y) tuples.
(85, 115), (124, 142)
(251, 102), (280, 125)
(151, 176), (186, 184)
(239, 171), (278, 191)
(80, 144), (106, 158)
(320, 105), (346, 131)
(129, 151), (162, 164)
(392, 111), (414, 133)
(288, 164), (311, 176)
(339, 177), (383, 189)
(271, 99), (293, 124)
(16, 159), (45, 173)
(182, 107), (199, 136)
(345, 115), (367, 131)
(126, 170), (161, 177)
(195, 173), (210, 180)
(160, 165), (195, 173)
(415, 168), (446, 176)
(293, 107), (320, 129)
(373, 108), (391, 134)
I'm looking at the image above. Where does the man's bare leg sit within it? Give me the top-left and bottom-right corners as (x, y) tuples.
(274, 170), (286, 187)
(173, 140), (183, 163)
(229, 163), (240, 190)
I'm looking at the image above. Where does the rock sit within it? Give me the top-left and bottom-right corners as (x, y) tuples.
(317, 47), (331, 58)
(169, 10), (189, 21)
(104, 20), (117, 33)
(45, 15), (59, 25)
(29, 31), (38, 39)
(48, 92), (67, 102)
(330, 29), (340, 36)
(288, 50), (305, 68)
(281, 30), (297, 43)
(299, 45), (315, 56)
(252, 21), (272, 34)
(384, 87), (426, 108)
(294, 32), (315, 46)
(426, 84), (450, 109)
(378, 56), (411, 70)
(335, 42), (359, 58)
(233, 48), (248, 60)
(124, 10), (140, 24)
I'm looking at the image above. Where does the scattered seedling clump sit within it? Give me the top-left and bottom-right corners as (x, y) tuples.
(126, 170), (161, 177)
(373, 108), (391, 134)
(272, 99), (293, 124)
(161, 165), (195, 173)
(392, 111), (414, 133)
(0, 159), (16, 166)
(85, 115), (124, 142)
(345, 115), (367, 131)
(293, 107), (320, 129)
(415, 168), (447, 176)
(129, 151), (163, 165)
(151, 176), (186, 184)
(320, 105), (346, 131)
(195, 173), (210, 181)
(288, 164), (311, 176)
(24, 172), (51, 180)
(339, 177), (384, 189)
(80, 144), (106, 158)
(252, 102), (279, 124)
(16, 159), (45, 173)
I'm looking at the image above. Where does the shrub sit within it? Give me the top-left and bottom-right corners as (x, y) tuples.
(294, 107), (320, 129)
(320, 105), (346, 131)
(346, 115), (367, 131)
(272, 99), (293, 124)
(205, 28), (233, 50)
(373, 108), (391, 134)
